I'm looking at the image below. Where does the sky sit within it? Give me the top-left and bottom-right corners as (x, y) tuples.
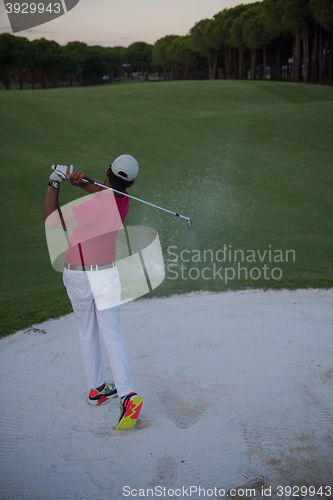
(0, 0), (261, 47)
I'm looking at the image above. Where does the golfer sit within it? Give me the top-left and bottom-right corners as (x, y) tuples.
(44, 155), (143, 430)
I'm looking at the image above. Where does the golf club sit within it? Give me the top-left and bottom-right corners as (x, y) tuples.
(51, 165), (193, 230)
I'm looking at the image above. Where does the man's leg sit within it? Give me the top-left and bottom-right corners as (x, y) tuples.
(89, 266), (134, 398)
(63, 270), (105, 390)
(97, 305), (134, 398)
(97, 307), (143, 430)
(91, 267), (142, 427)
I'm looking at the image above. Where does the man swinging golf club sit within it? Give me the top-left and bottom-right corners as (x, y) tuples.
(44, 155), (143, 431)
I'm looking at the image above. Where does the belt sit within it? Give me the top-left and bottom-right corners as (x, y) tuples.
(64, 262), (115, 271)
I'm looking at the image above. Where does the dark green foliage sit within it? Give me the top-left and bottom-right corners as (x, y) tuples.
(261, 0), (289, 40)
(126, 42), (153, 80)
(242, 5), (267, 50)
(213, 4), (255, 48)
(310, 0), (333, 32)
(279, 0), (311, 34)
(152, 35), (179, 75)
(1, 0), (332, 87)
(188, 19), (220, 79)
(165, 36), (206, 79)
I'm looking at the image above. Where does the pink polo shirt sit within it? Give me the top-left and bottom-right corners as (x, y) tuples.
(66, 189), (129, 266)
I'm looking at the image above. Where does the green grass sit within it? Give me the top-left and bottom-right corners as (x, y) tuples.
(1, 80), (332, 336)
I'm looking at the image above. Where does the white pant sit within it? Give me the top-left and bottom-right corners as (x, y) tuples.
(63, 266), (133, 397)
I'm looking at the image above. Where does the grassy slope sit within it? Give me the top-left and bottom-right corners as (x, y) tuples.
(0, 80), (332, 336)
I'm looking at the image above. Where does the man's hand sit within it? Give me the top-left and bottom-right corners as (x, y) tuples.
(50, 164), (74, 183)
(69, 168), (88, 187)
(69, 168), (105, 194)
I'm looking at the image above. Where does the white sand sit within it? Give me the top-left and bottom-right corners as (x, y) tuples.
(1, 289), (332, 500)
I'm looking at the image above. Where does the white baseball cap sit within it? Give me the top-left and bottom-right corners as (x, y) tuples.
(111, 154), (139, 181)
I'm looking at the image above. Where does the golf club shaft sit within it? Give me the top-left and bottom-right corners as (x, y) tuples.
(84, 176), (191, 222)
(51, 165), (192, 227)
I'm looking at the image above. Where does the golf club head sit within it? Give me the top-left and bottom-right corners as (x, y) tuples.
(187, 219), (192, 230)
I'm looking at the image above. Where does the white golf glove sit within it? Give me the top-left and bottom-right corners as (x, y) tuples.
(49, 164), (74, 183)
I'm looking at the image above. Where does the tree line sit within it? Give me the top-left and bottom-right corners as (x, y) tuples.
(1, 0), (332, 89)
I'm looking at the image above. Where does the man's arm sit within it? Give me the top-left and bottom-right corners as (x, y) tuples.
(44, 184), (62, 224)
(69, 168), (106, 194)
(44, 166), (107, 228)
(44, 166), (79, 228)
(44, 184), (79, 229)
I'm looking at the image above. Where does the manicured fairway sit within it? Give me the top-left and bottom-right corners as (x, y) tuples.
(1, 80), (332, 335)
